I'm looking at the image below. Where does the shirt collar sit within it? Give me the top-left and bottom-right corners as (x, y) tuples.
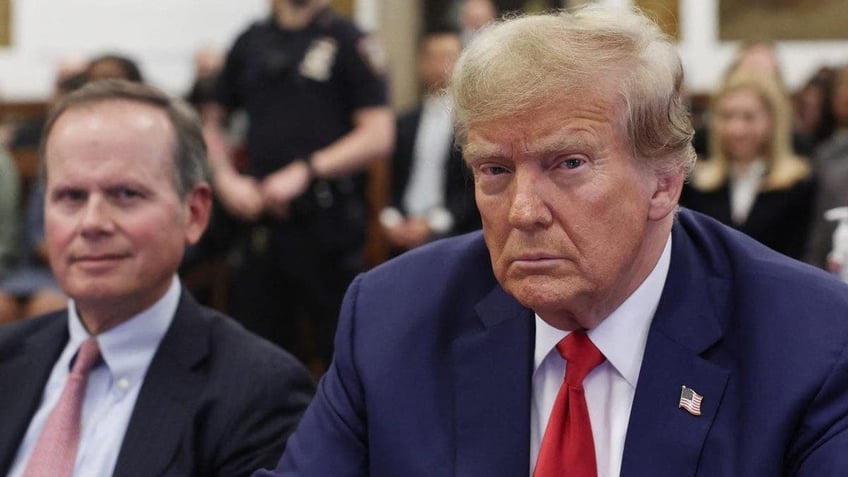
(67, 276), (181, 384)
(421, 93), (451, 115)
(730, 158), (767, 181)
(533, 234), (672, 387)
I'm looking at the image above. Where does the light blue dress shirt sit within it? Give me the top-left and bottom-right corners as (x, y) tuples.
(9, 277), (180, 477)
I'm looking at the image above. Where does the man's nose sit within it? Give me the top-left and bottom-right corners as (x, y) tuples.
(508, 169), (552, 229)
(79, 196), (115, 236)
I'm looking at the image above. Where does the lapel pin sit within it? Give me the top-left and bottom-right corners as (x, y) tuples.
(679, 385), (703, 416)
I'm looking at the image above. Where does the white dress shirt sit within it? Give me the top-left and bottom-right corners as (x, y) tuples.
(530, 235), (672, 477)
(9, 277), (180, 477)
(729, 159), (766, 225)
(402, 93), (454, 218)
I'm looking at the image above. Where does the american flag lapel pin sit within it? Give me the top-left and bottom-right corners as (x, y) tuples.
(679, 385), (703, 416)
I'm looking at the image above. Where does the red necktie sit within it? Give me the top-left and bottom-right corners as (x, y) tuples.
(534, 331), (606, 477)
(23, 337), (101, 477)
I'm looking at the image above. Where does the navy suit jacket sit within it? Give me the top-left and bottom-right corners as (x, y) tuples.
(261, 209), (848, 476)
(0, 290), (315, 477)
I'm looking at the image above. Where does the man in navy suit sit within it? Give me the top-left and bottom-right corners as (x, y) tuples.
(259, 5), (848, 477)
(0, 79), (314, 476)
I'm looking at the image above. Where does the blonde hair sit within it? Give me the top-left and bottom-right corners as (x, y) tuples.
(449, 4), (695, 176)
(693, 71), (810, 192)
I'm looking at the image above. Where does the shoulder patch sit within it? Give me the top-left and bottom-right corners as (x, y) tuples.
(357, 34), (388, 77)
(300, 37), (338, 82)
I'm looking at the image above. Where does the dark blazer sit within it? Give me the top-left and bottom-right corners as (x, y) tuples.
(680, 177), (817, 259)
(260, 208), (848, 476)
(0, 290), (315, 477)
(390, 106), (480, 237)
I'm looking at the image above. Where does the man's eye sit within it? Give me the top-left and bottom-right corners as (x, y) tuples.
(54, 190), (86, 202)
(112, 188), (142, 200)
(562, 158), (585, 170)
(482, 165), (510, 175)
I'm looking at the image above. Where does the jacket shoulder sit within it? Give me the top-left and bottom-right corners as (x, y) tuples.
(677, 208), (848, 315)
(191, 302), (311, 380)
(0, 311), (65, 355)
(361, 231), (494, 295)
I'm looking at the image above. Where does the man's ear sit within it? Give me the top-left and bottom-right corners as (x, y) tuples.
(184, 182), (213, 246)
(648, 169), (684, 221)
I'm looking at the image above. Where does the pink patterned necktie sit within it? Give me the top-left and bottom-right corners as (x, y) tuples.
(23, 337), (101, 477)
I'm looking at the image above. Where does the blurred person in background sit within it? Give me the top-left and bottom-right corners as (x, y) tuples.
(0, 65), (89, 323)
(208, 0), (393, 370)
(193, 46), (225, 81)
(692, 42), (813, 158)
(0, 178), (67, 323)
(186, 46), (228, 128)
(810, 64), (848, 170)
(180, 46), (240, 310)
(458, 0), (497, 45)
(0, 146), (19, 288)
(380, 27), (479, 255)
(9, 54), (87, 149)
(682, 71), (816, 260)
(805, 64), (848, 270)
(794, 67), (836, 153)
(85, 53), (144, 83)
(728, 41), (783, 83)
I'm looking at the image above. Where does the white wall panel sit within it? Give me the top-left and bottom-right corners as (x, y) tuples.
(0, 0), (268, 100)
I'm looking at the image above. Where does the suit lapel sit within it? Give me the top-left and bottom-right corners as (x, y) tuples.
(620, 217), (731, 477)
(0, 315), (67, 473)
(453, 284), (534, 477)
(113, 292), (210, 477)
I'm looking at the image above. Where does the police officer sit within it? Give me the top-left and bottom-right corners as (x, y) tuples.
(207, 0), (394, 368)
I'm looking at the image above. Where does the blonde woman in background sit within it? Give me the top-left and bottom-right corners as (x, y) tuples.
(682, 71), (817, 259)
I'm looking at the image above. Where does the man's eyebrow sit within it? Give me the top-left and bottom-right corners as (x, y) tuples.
(462, 142), (503, 161)
(525, 134), (593, 155)
(464, 133), (594, 161)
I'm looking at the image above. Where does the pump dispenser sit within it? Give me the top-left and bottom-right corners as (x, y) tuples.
(824, 206), (848, 283)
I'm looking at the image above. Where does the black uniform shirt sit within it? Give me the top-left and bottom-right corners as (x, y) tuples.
(218, 8), (388, 178)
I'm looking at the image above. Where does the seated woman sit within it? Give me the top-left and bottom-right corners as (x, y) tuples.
(682, 71), (817, 260)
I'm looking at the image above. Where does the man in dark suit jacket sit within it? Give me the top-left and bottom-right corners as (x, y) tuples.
(0, 293), (313, 476)
(380, 28), (479, 253)
(806, 66), (848, 270)
(0, 79), (314, 477)
(805, 157), (848, 271)
(258, 6), (848, 477)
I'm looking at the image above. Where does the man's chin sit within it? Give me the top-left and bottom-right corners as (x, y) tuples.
(65, 281), (124, 304)
(508, 282), (571, 311)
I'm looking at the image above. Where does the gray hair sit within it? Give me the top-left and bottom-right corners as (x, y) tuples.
(40, 79), (210, 197)
(450, 5), (696, 175)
